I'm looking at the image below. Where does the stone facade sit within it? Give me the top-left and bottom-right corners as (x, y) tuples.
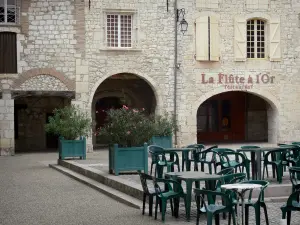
(2, 0), (300, 154)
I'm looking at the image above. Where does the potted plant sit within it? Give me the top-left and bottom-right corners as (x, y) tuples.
(151, 112), (178, 148)
(97, 105), (154, 175)
(45, 105), (92, 160)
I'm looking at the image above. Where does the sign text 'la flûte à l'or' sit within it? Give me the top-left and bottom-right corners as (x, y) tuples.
(201, 73), (275, 90)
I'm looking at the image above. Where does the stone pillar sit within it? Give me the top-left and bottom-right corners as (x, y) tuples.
(267, 103), (278, 143)
(0, 91), (15, 156)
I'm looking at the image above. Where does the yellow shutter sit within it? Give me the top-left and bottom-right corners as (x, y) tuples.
(209, 16), (219, 61)
(269, 18), (281, 61)
(195, 16), (209, 61)
(234, 16), (246, 61)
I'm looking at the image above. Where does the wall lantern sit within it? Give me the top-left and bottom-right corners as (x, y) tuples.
(177, 8), (188, 34)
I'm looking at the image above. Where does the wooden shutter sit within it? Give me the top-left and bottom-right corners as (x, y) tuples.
(234, 16), (246, 61)
(0, 32), (17, 73)
(195, 16), (209, 61)
(209, 16), (219, 61)
(269, 18), (281, 61)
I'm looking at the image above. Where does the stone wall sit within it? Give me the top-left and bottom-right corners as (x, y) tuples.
(176, 0), (300, 145)
(0, 96), (14, 156)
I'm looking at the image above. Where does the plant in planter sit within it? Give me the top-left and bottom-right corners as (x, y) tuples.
(45, 105), (92, 160)
(151, 112), (178, 148)
(97, 105), (155, 175)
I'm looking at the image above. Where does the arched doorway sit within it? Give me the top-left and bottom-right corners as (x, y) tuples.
(196, 91), (276, 143)
(92, 73), (157, 146)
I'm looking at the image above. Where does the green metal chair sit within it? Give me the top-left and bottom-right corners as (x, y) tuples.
(194, 188), (237, 225)
(262, 149), (285, 183)
(138, 172), (164, 216)
(240, 180), (270, 225)
(289, 167), (300, 200)
(193, 145), (218, 174)
(185, 144), (205, 171)
(281, 189), (300, 225)
(153, 177), (186, 222)
(148, 145), (180, 178)
(213, 148), (250, 180)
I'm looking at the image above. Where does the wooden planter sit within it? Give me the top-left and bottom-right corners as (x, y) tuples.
(59, 137), (86, 160)
(109, 143), (148, 176)
(150, 136), (173, 148)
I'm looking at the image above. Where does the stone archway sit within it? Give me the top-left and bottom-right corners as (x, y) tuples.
(90, 73), (158, 147)
(194, 89), (279, 144)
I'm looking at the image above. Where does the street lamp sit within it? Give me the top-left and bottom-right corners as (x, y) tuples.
(177, 8), (188, 34)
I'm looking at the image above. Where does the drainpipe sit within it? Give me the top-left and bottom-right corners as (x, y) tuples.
(174, 0), (178, 146)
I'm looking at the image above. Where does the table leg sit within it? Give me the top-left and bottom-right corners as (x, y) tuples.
(251, 152), (256, 180)
(184, 181), (192, 221)
(182, 153), (185, 171)
(241, 192), (245, 225)
(256, 151), (262, 180)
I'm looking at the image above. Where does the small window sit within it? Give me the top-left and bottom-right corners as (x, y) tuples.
(247, 19), (265, 59)
(106, 14), (132, 48)
(0, 0), (17, 24)
(0, 32), (17, 73)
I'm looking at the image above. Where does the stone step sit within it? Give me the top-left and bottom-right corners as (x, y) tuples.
(56, 159), (291, 203)
(49, 164), (141, 209)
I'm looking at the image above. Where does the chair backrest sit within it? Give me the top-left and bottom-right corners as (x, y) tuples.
(289, 167), (300, 187)
(240, 180), (269, 202)
(148, 145), (166, 162)
(138, 172), (154, 194)
(197, 145), (218, 161)
(217, 167), (234, 175)
(148, 145), (164, 153)
(264, 149), (285, 163)
(240, 145), (260, 149)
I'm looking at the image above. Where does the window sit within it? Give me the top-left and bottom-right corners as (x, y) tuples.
(106, 14), (132, 48)
(0, 0), (18, 24)
(197, 100), (219, 132)
(247, 19), (265, 58)
(195, 15), (219, 61)
(234, 15), (281, 62)
(0, 32), (17, 73)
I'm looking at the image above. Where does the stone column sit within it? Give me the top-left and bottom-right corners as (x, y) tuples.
(0, 91), (15, 156)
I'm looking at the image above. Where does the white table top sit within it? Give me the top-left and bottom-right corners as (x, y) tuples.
(221, 183), (262, 190)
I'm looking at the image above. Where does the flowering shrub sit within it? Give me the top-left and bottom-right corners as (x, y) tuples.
(96, 105), (155, 147)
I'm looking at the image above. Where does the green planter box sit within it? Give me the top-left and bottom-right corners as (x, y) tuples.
(150, 136), (173, 148)
(109, 143), (148, 176)
(59, 137), (86, 160)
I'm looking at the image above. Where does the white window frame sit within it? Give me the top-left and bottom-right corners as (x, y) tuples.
(246, 19), (267, 59)
(0, 0), (18, 24)
(106, 13), (133, 48)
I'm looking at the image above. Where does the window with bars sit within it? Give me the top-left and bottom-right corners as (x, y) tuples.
(247, 19), (265, 59)
(106, 14), (132, 48)
(0, 0), (18, 24)
(0, 32), (17, 73)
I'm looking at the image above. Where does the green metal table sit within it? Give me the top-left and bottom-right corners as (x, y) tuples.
(165, 171), (224, 221)
(164, 147), (195, 171)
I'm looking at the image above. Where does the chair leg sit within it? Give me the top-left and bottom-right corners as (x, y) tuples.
(170, 199), (174, 216)
(255, 206), (261, 225)
(287, 211), (291, 225)
(245, 206), (249, 225)
(196, 209), (200, 225)
(215, 214), (220, 225)
(142, 193), (146, 215)
(149, 195), (153, 217)
(228, 212), (231, 225)
(207, 213), (213, 225)
(232, 210), (237, 225)
(161, 200), (166, 222)
(262, 203), (269, 225)
(262, 164), (265, 179)
(155, 197), (159, 220)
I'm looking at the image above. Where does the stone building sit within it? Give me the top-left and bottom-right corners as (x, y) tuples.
(1, 0), (300, 155)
